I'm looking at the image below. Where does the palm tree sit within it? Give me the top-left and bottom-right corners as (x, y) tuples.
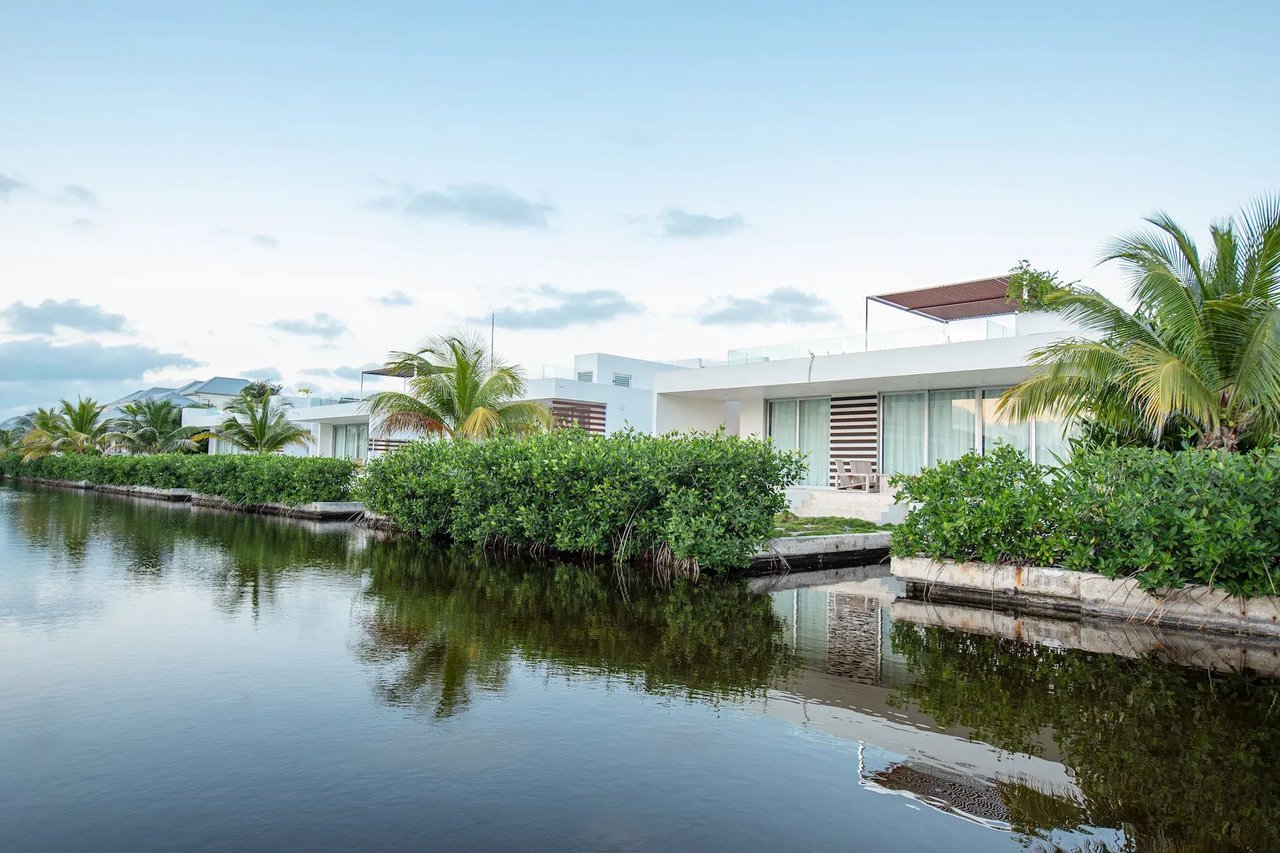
(364, 332), (551, 440)
(999, 196), (1280, 451)
(20, 398), (113, 460)
(199, 393), (314, 454)
(109, 399), (203, 454)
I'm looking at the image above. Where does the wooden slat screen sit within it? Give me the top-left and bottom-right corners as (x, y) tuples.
(369, 437), (414, 454)
(551, 399), (606, 435)
(828, 394), (878, 486)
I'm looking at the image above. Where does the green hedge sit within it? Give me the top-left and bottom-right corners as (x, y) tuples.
(357, 429), (805, 574)
(890, 445), (1280, 598)
(0, 452), (356, 506)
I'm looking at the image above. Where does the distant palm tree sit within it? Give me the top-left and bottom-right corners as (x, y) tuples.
(0, 428), (20, 453)
(199, 393), (314, 454)
(109, 399), (203, 454)
(364, 332), (551, 440)
(20, 398), (113, 460)
(999, 196), (1280, 451)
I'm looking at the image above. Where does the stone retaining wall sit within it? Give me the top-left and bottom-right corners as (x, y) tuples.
(892, 555), (1280, 637)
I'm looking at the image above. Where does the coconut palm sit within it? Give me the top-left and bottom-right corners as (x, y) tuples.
(999, 195), (1280, 451)
(20, 398), (114, 460)
(109, 399), (203, 454)
(364, 332), (551, 440)
(199, 393), (314, 454)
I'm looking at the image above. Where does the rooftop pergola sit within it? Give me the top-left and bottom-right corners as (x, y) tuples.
(868, 276), (1017, 324)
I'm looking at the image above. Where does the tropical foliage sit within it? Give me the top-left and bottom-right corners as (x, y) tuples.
(364, 332), (551, 440)
(198, 393), (314, 454)
(0, 451), (355, 506)
(109, 399), (204, 454)
(357, 428), (806, 575)
(19, 398), (114, 461)
(891, 445), (1280, 598)
(999, 195), (1280, 451)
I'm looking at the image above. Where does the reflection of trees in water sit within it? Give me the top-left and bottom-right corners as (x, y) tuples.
(889, 623), (1280, 851)
(8, 485), (359, 614)
(6, 485), (797, 723)
(12, 487), (94, 566)
(355, 542), (798, 719)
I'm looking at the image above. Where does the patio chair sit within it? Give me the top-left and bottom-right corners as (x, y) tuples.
(834, 458), (876, 492)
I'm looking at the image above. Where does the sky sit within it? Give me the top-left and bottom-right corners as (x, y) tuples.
(1, 0), (1277, 417)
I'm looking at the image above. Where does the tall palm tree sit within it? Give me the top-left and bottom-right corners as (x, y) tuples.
(364, 332), (551, 440)
(199, 393), (314, 454)
(109, 399), (203, 454)
(20, 398), (113, 460)
(999, 196), (1280, 451)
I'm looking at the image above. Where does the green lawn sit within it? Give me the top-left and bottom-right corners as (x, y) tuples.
(772, 512), (892, 537)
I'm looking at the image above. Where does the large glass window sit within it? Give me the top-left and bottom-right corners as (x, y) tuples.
(1035, 417), (1073, 465)
(982, 388), (1030, 455)
(769, 397), (830, 486)
(928, 389), (976, 466)
(882, 392), (926, 477)
(332, 423), (368, 460)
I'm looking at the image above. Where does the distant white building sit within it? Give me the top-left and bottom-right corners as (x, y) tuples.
(183, 353), (685, 461)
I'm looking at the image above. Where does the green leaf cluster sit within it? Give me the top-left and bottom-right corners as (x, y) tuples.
(890, 444), (1280, 597)
(0, 452), (355, 506)
(357, 428), (806, 574)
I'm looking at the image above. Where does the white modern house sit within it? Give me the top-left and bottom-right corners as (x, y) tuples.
(184, 352), (685, 461)
(651, 277), (1079, 519)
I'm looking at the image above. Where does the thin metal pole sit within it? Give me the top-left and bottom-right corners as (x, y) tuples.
(863, 297), (869, 351)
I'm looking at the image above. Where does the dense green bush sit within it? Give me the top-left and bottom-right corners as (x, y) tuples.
(0, 451), (355, 506)
(891, 445), (1280, 598)
(358, 429), (805, 575)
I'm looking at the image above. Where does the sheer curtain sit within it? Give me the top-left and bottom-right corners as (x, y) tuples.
(1034, 417), (1073, 465)
(981, 388), (1030, 455)
(768, 400), (798, 451)
(928, 389), (976, 465)
(883, 392), (925, 477)
(798, 397), (830, 486)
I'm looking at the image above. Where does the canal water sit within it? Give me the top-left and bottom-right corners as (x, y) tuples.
(2, 484), (1278, 851)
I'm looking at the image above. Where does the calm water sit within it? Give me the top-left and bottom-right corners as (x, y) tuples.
(3, 485), (1279, 852)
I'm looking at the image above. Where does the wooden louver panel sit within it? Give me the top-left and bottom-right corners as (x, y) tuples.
(551, 399), (606, 435)
(828, 394), (878, 486)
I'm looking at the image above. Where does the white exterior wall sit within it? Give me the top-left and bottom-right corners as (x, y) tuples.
(571, 353), (686, 391)
(654, 395), (736, 434)
(523, 377), (655, 433)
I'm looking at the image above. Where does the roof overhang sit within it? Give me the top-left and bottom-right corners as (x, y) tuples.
(870, 276), (1017, 322)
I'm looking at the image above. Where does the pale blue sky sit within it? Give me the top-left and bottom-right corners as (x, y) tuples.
(1, 1), (1277, 415)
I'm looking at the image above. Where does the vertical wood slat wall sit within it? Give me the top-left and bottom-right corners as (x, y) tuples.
(551, 399), (607, 435)
(828, 395), (878, 486)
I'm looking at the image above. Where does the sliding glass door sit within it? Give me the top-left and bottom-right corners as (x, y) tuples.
(882, 387), (1073, 476)
(882, 392), (925, 477)
(768, 397), (830, 486)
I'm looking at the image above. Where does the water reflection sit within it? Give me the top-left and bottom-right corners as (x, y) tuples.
(5, 483), (1280, 851)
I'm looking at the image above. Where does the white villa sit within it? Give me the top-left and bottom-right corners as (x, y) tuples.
(652, 277), (1078, 518)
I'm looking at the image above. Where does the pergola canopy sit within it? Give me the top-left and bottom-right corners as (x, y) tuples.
(870, 276), (1017, 322)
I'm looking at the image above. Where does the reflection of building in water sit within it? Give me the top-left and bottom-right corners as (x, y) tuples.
(770, 578), (905, 685)
(858, 744), (1012, 832)
(760, 580), (1089, 839)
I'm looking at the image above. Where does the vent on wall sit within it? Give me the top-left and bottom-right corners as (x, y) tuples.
(612, 373), (631, 387)
(577, 371), (593, 382)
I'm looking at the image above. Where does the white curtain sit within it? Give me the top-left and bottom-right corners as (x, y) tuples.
(1034, 417), (1074, 465)
(982, 388), (1030, 455)
(798, 397), (830, 486)
(883, 392), (925, 477)
(928, 389), (976, 466)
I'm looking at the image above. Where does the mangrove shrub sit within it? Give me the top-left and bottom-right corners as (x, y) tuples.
(357, 429), (805, 575)
(0, 452), (356, 506)
(891, 445), (1280, 597)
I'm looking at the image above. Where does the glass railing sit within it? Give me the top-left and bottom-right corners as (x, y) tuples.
(726, 319), (1018, 365)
